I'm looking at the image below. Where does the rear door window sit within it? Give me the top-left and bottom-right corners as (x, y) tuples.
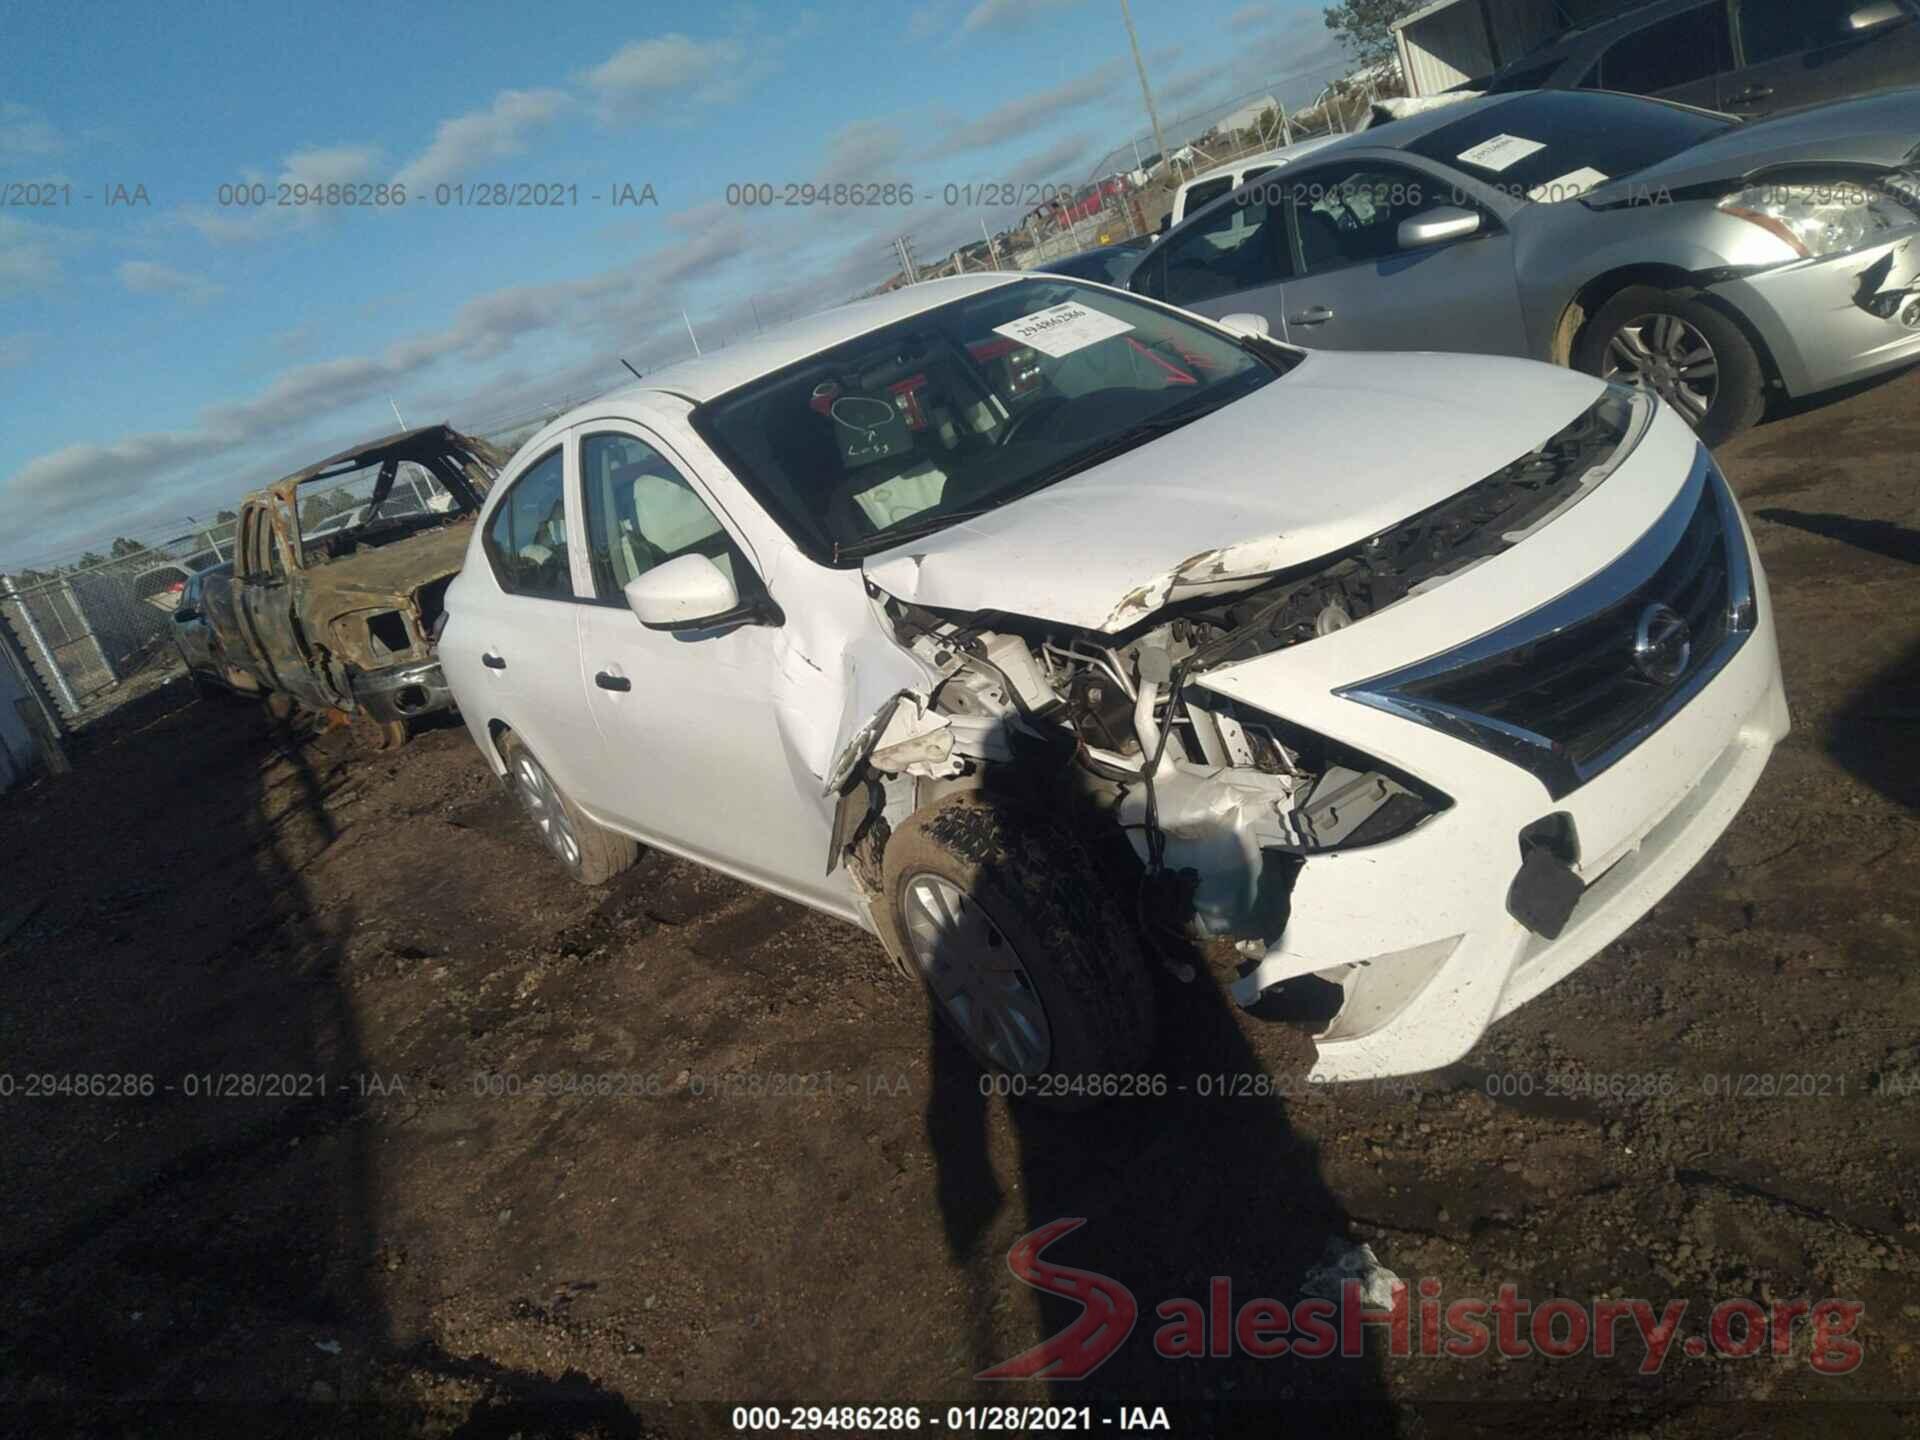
(1160, 188), (1288, 305)
(1734, 0), (1861, 63)
(483, 447), (576, 600)
(1592, 4), (1734, 93)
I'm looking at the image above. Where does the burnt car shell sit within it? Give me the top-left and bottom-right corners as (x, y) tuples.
(230, 424), (502, 728)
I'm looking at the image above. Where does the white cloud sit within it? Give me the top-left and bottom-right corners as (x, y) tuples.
(1, 216), (774, 532)
(0, 102), (62, 162)
(583, 34), (745, 119)
(118, 260), (224, 303)
(0, 214), (65, 294)
(927, 61), (1121, 157)
(1227, 3), (1272, 33)
(182, 143), (387, 243)
(962, 0), (1084, 32)
(393, 89), (573, 189)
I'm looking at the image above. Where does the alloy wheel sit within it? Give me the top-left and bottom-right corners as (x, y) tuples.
(1602, 312), (1719, 427)
(901, 874), (1051, 1075)
(513, 750), (582, 873)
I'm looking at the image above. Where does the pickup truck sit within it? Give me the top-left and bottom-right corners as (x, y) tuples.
(225, 424), (502, 746)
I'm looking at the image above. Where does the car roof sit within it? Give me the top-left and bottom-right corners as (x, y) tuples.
(1482, 0), (1706, 80)
(1182, 134), (1347, 188)
(606, 274), (1025, 406)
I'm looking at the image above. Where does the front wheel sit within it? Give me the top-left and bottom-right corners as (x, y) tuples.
(498, 730), (638, 886)
(1575, 286), (1766, 445)
(881, 797), (1155, 1103)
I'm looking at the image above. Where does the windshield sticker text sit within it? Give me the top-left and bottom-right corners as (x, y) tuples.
(993, 302), (1135, 359)
(1456, 134), (1547, 172)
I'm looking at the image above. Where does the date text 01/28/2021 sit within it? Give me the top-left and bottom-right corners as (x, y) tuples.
(728, 1404), (1173, 1431)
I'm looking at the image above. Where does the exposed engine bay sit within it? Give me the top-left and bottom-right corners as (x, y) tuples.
(832, 387), (1643, 959)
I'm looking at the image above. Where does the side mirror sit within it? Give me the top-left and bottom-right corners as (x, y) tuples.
(1218, 312), (1272, 340)
(1850, 1), (1904, 28)
(625, 553), (773, 632)
(1158, 212), (1171, 234)
(1398, 206), (1481, 250)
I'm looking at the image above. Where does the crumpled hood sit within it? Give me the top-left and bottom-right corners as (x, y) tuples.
(1587, 89), (1920, 202)
(863, 350), (1605, 634)
(298, 520), (473, 605)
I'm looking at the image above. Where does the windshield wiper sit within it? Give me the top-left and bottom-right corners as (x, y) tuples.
(833, 506), (1003, 562)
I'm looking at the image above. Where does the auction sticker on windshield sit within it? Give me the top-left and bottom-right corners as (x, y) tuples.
(993, 301), (1133, 358)
(1457, 133), (1546, 172)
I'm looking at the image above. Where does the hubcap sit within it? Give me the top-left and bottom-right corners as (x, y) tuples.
(514, 751), (581, 872)
(1602, 313), (1719, 427)
(901, 875), (1051, 1076)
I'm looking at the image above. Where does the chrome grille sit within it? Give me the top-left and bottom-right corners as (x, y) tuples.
(1341, 447), (1756, 800)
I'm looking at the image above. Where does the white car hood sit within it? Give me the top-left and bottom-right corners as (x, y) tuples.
(863, 350), (1607, 634)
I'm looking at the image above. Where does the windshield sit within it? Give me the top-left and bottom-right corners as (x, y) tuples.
(695, 279), (1281, 565)
(1404, 91), (1733, 202)
(295, 461), (459, 561)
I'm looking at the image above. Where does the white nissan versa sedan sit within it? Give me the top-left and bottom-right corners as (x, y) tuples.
(438, 273), (1786, 1088)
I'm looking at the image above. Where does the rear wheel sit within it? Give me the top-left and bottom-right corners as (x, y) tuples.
(498, 729), (638, 886)
(881, 796), (1155, 1105)
(1576, 285), (1766, 445)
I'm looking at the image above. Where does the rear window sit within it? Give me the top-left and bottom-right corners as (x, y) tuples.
(1181, 177), (1233, 215)
(1404, 91), (1731, 202)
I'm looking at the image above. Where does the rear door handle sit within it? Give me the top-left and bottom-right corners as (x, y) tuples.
(594, 670), (631, 692)
(1727, 85), (1773, 104)
(1288, 305), (1334, 325)
(482, 652), (506, 670)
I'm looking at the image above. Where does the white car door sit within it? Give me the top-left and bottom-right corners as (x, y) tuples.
(456, 442), (603, 802)
(567, 420), (845, 911)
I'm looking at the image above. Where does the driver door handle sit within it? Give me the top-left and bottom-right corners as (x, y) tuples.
(1288, 305), (1334, 325)
(1727, 85), (1773, 104)
(482, 652), (506, 670)
(594, 670), (631, 692)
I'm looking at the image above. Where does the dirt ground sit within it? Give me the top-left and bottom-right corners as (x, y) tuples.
(3, 368), (1918, 1438)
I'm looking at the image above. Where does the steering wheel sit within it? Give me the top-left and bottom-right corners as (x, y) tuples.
(999, 395), (1069, 447)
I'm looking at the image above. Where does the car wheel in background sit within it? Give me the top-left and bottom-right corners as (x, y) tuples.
(881, 795), (1155, 1106)
(497, 729), (638, 886)
(1576, 286), (1766, 445)
(351, 711), (410, 751)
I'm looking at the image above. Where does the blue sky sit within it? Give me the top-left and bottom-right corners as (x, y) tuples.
(0, 0), (1348, 566)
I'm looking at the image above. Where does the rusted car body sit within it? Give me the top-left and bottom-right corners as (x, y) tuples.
(225, 425), (501, 744)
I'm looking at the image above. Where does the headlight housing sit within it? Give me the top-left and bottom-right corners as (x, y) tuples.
(1718, 177), (1920, 260)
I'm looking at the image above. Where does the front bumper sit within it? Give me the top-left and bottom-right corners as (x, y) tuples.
(1198, 409), (1787, 1081)
(1714, 232), (1920, 397)
(352, 659), (455, 725)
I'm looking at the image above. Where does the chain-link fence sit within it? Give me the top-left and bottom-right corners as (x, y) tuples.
(0, 525), (238, 722)
(0, 402), (607, 731)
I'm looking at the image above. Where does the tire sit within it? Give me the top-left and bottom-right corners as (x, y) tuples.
(498, 729), (638, 886)
(1575, 285), (1766, 445)
(351, 710), (410, 751)
(881, 795), (1155, 1103)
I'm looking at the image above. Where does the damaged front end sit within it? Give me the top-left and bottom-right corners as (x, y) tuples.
(830, 384), (1651, 995)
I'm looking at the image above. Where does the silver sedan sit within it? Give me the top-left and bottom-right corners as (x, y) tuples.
(1131, 86), (1920, 442)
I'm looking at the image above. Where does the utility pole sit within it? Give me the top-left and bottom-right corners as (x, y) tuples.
(749, 295), (764, 333)
(892, 234), (919, 285)
(682, 309), (701, 357)
(980, 218), (1002, 271)
(1120, 0), (1169, 176)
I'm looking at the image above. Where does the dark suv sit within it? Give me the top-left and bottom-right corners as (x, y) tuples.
(1479, 0), (1920, 117)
